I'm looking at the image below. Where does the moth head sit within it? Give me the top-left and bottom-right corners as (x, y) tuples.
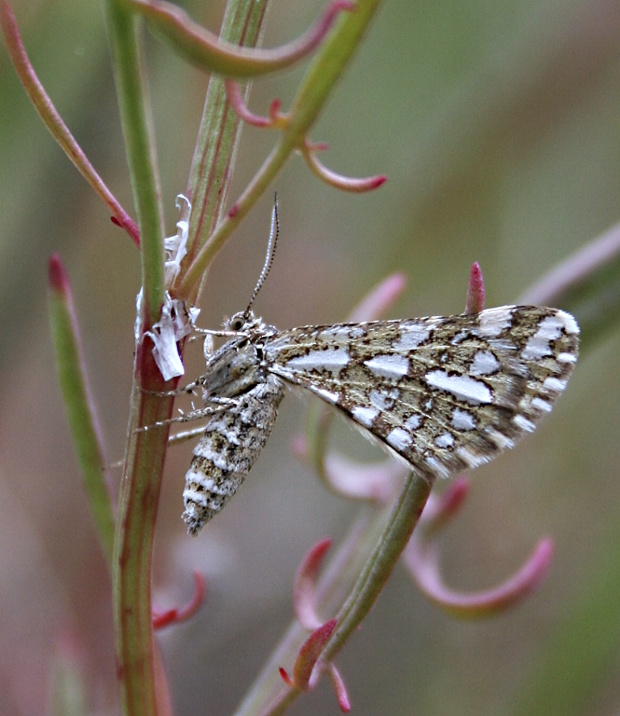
(225, 310), (262, 333)
(228, 312), (246, 331)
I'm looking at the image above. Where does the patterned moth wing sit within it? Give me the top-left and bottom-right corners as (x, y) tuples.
(263, 305), (579, 481)
(181, 305), (578, 534)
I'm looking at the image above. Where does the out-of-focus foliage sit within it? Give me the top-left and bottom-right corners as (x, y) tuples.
(0, 1), (619, 714)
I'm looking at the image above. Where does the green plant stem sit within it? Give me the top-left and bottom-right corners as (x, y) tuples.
(106, 0), (164, 321)
(48, 258), (115, 568)
(110, 0), (273, 713)
(0, 0), (140, 245)
(106, 1), (168, 714)
(179, 0), (385, 295)
(114, 360), (174, 716)
(236, 474), (432, 714)
(323, 471), (433, 658)
(179, 0), (270, 302)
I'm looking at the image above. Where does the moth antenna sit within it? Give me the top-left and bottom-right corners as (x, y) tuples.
(245, 194), (279, 316)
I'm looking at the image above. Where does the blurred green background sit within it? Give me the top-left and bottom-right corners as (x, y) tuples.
(1, 0), (619, 714)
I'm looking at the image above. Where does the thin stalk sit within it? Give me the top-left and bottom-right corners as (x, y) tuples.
(178, 0), (270, 302)
(48, 256), (115, 567)
(106, 0), (165, 321)
(178, 0), (384, 295)
(106, 0), (167, 713)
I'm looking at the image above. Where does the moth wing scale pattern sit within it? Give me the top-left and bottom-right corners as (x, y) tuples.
(179, 304), (578, 535)
(263, 305), (579, 482)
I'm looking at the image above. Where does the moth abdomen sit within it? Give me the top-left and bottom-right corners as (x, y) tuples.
(182, 374), (284, 535)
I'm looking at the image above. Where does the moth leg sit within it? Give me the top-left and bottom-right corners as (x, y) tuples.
(168, 425), (207, 446)
(135, 407), (216, 433)
(141, 380), (201, 398)
(136, 397), (239, 432)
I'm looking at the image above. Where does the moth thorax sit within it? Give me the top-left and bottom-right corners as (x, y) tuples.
(205, 342), (264, 399)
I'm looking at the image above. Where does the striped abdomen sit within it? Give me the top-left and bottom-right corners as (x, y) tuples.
(182, 374), (284, 535)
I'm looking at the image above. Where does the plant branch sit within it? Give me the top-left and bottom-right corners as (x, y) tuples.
(106, 0), (165, 320)
(236, 471), (432, 714)
(48, 256), (116, 567)
(127, 0), (353, 77)
(106, 0), (168, 713)
(0, 0), (139, 245)
(178, 0), (385, 296)
(323, 472), (433, 661)
(175, 0), (271, 303)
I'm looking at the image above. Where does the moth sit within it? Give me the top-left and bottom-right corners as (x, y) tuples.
(166, 204), (579, 535)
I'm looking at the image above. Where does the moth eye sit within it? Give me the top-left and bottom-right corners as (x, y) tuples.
(229, 313), (245, 331)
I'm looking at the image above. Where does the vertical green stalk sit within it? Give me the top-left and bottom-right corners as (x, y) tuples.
(177, 0), (270, 301)
(108, 1), (272, 714)
(105, 1), (167, 714)
(178, 0), (384, 295)
(48, 256), (116, 568)
(106, 0), (165, 320)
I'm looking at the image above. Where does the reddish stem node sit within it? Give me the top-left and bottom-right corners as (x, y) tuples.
(279, 667), (295, 687)
(465, 261), (486, 313)
(294, 539), (332, 629)
(327, 663), (351, 712)
(152, 571), (206, 629)
(225, 80), (286, 128)
(302, 143), (387, 192)
(48, 254), (70, 294)
(292, 618), (338, 690)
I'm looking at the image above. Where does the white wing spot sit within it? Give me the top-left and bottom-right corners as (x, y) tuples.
(183, 488), (208, 507)
(513, 414), (536, 432)
(348, 326), (366, 339)
(451, 407), (477, 431)
(557, 352), (577, 364)
(470, 350), (500, 376)
(424, 370), (493, 404)
(193, 442), (235, 470)
(313, 387), (340, 404)
(351, 405), (379, 428)
(531, 397), (552, 412)
(316, 326), (344, 340)
(185, 471), (235, 497)
(557, 310), (579, 335)
(543, 376), (567, 393)
(435, 432), (455, 448)
(405, 414), (422, 430)
(286, 347), (350, 374)
(387, 427), (413, 451)
(486, 429), (514, 450)
(521, 315), (565, 360)
(456, 445), (488, 470)
(396, 324), (431, 350)
(476, 306), (513, 337)
(364, 354), (410, 379)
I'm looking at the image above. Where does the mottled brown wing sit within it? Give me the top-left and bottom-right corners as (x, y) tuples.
(263, 306), (579, 480)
